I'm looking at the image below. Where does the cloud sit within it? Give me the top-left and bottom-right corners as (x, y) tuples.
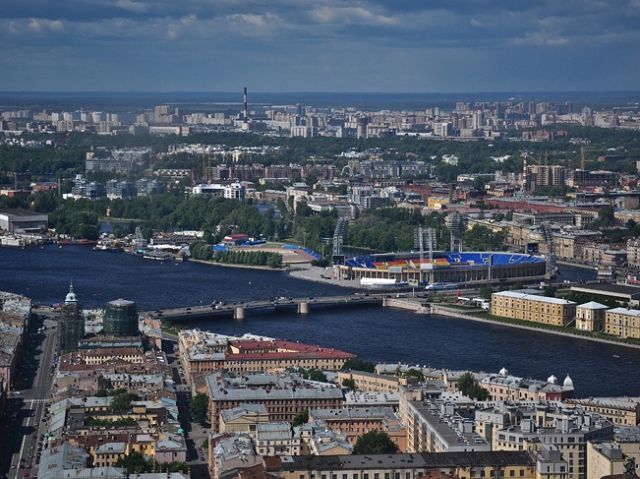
(115, 0), (149, 14)
(309, 6), (397, 26)
(28, 18), (65, 33)
(0, 0), (637, 91)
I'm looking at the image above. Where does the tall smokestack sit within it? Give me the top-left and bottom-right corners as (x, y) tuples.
(243, 87), (248, 122)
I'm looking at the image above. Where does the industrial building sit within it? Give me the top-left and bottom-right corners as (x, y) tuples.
(0, 209), (48, 232)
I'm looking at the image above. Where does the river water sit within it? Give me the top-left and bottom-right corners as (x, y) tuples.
(0, 245), (636, 397)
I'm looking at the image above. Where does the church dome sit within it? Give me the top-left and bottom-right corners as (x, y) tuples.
(563, 374), (574, 389)
(499, 367), (509, 377)
(547, 374), (558, 385)
(65, 282), (78, 303)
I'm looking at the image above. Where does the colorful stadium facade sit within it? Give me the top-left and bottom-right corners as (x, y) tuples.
(337, 252), (547, 286)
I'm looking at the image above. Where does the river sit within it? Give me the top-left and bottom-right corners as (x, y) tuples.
(0, 245), (636, 397)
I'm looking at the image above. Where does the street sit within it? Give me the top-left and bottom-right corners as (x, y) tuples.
(0, 312), (58, 479)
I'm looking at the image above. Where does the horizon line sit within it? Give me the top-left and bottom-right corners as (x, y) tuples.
(0, 89), (639, 95)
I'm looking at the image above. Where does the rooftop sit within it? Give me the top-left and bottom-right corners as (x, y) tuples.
(492, 291), (576, 305)
(279, 451), (535, 471)
(207, 372), (344, 402)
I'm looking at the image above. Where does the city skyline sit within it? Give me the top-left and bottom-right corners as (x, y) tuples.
(0, 0), (639, 92)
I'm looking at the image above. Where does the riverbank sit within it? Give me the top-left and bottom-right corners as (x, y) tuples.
(187, 258), (285, 271)
(288, 264), (359, 289)
(432, 304), (640, 350)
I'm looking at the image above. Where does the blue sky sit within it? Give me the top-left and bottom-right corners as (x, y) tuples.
(0, 0), (638, 92)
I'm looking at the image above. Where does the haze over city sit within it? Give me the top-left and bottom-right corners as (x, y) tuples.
(1, 0), (640, 92)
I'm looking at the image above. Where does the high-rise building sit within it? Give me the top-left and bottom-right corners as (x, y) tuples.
(103, 299), (139, 336)
(59, 282), (85, 353)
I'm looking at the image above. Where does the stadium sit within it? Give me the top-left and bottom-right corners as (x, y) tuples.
(337, 252), (547, 287)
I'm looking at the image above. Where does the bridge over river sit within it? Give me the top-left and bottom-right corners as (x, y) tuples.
(142, 292), (445, 321)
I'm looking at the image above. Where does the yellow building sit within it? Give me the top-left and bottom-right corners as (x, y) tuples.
(219, 403), (270, 434)
(605, 308), (640, 339)
(587, 442), (626, 479)
(491, 291), (576, 326)
(575, 302), (609, 332)
(336, 370), (402, 393)
(566, 397), (640, 427)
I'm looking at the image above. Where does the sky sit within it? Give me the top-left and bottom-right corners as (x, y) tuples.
(0, 0), (638, 93)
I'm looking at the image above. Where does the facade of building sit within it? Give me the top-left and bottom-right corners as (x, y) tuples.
(490, 292), (577, 326)
(605, 308), (640, 339)
(575, 302), (609, 332)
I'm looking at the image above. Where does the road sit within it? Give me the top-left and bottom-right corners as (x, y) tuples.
(0, 312), (58, 479)
(161, 339), (209, 479)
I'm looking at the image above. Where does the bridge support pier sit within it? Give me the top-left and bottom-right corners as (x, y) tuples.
(297, 302), (309, 314)
(234, 306), (245, 320)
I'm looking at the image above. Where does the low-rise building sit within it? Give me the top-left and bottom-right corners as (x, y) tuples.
(490, 291), (577, 326)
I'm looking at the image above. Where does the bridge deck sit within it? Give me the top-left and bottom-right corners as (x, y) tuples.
(144, 294), (391, 321)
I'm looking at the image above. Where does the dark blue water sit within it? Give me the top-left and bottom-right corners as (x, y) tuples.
(0, 245), (637, 397)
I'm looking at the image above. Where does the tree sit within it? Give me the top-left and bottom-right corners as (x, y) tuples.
(353, 430), (398, 455)
(190, 393), (209, 426)
(404, 368), (425, 381)
(116, 451), (149, 474)
(341, 359), (375, 373)
(342, 378), (357, 391)
(110, 390), (137, 412)
(292, 409), (309, 426)
(457, 372), (489, 401)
